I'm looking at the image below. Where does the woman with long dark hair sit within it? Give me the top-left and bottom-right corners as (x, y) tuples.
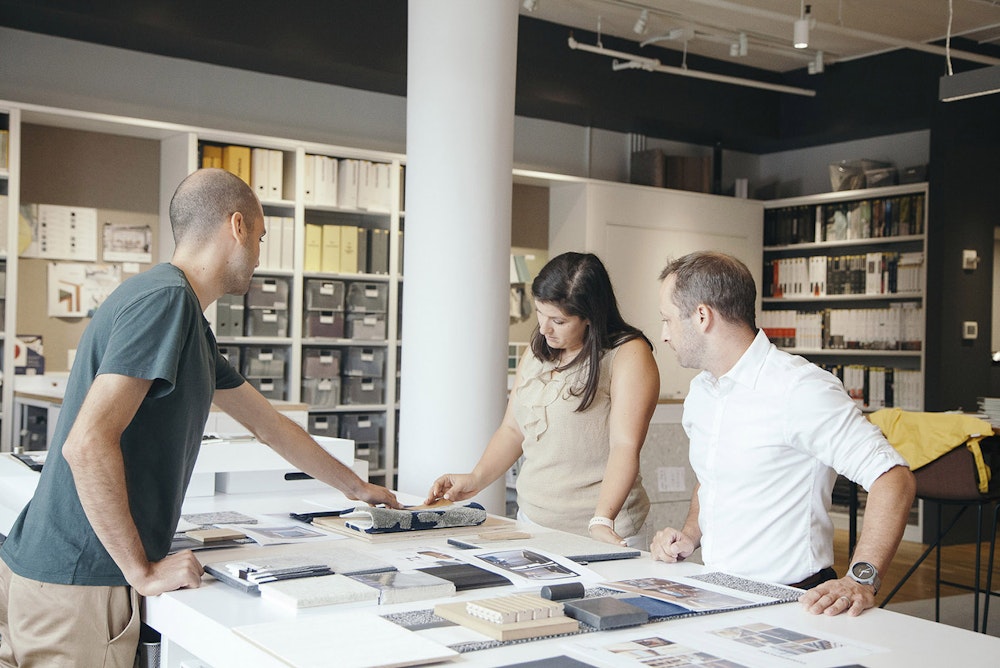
(426, 252), (659, 547)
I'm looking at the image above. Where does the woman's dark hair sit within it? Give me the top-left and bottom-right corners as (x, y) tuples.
(529, 252), (651, 412)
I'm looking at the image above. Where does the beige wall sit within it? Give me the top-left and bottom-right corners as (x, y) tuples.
(18, 124), (160, 372)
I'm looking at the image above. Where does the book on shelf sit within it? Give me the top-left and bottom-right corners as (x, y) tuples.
(338, 158), (360, 209)
(321, 224), (342, 273)
(222, 145), (252, 185)
(280, 215), (294, 270)
(303, 153), (316, 203)
(200, 144), (223, 169)
(369, 228), (390, 274)
(304, 223), (323, 272)
(357, 225), (368, 274)
(267, 149), (283, 200)
(251, 147), (269, 199)
(340, 225), (359, 274)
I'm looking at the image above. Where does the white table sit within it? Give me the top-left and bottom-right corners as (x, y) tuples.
(143, 487), (1000, 668)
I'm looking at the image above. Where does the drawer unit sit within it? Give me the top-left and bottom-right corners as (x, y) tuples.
(342, 347), (386, 377)
(304, 311), (345, 338)
(246, 309), (289, 338)
(345, 313), (386, 340)
(242, 346), (288, 378)
(301, 377), (341, 407)
(341, 376), (384, 405)
(246, 276), (290, 310)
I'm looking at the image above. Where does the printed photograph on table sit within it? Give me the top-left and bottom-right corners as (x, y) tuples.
(475, 549), (578, 581)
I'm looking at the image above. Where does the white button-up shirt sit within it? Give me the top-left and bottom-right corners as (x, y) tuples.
(683, 329), (907, 585)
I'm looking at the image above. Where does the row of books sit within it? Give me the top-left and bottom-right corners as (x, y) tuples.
(199, 143), (397, 213)
(304, 155), (395, 213)
(304, 223), (399, 275)
(260, 216), (294, 271)
(817, 363), (923, 412)
(763, 252), (924, 298)
(763, 194), (925, 246)
(762, 304), (924, 351)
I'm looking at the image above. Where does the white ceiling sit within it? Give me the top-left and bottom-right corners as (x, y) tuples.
(521, 0), (1000, 73)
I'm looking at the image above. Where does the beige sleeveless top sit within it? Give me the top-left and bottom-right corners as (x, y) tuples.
(513, 346), (650, 538)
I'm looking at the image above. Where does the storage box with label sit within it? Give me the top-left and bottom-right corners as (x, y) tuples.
(301, 377), (341, 407)
(308, 413), (340, 437)
(346, 282), (388, 313)
(345, 313), (386, 340)
(304, 279), (345, 311)
(304, 311), (345, 338)
(342, 347), (386, 377)
(341, 377), (384, 405)
(246, 276), (290, 310)
(247, 376), (286, 400)
(302, 348), (342, 377)
(246, 309), (289, 338)
(242, 346), (288, 378)
(339, 413), (384, 446)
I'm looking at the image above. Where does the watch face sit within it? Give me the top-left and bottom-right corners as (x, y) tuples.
(852, 562), (875, 580)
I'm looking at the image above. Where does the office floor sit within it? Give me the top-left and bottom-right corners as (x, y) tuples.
(833, 529), (1000, 605)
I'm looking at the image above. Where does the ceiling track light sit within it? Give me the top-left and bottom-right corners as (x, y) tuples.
(522, 0), (538, 12)
(567, 35), (816, 97)
(794, 3), (813, 49)
(633, 9), (649, 35)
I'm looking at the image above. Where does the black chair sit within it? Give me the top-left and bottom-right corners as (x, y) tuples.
(879, 444), (1000, 633)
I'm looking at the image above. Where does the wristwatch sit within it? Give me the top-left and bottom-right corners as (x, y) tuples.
(848, 561), (881, 594)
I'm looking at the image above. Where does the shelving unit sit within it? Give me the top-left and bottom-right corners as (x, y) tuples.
(0, 107), (19, 452)
(762, 183), (929, 543)
(761, 183), (929, 413)
(175, 132), (407, 489)
(0, 101), (406, 487)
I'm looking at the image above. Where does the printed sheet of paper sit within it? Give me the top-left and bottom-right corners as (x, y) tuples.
(47, 262), (121, 317)
(234, 612), (459, 668)
(567, 611), (883, 668)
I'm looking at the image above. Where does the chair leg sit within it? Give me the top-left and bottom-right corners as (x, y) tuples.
(880, 503), (969, 608)
(983, 500), (1000, 634)
(935, 503), (943, 622)
(972, 503), (983, 633)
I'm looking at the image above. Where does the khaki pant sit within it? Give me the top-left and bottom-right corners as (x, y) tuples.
(0, 557), (140, 667)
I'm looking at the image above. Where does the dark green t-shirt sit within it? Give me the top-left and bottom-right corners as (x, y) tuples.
(1, 263), (244, 586)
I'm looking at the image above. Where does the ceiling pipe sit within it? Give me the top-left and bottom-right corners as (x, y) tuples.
(568, 35), (817, 97)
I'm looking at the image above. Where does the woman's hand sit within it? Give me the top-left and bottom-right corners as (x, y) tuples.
(425, 473), (481, 505)
(588, 523), (627, 546)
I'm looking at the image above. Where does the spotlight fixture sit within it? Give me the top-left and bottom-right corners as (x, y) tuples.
(794, 3), (812, 49)
(522, 0), (538, 11)
(729, 32), (748, 57)
(808, 50), (824, 74)
(633, 9), (649, 35)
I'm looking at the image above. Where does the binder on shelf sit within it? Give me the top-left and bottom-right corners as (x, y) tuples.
(357, 226), (369, 274)
(201, 144), (223, 169)
(357, 160), (374, 211)
(321, 224), (342, 273)
(369, 228), (389, 275)
(304, 223), (323, 272)
(222, 145), (252, 185)
(268, 149), (283, 201)
(251, 148), (269, 199)
(280, 216), (295, 271)
(340, 225), (359, 275)
(316, 156), (338, 207)
(303, 154), (317, 203)
(337, 158), (359, 209)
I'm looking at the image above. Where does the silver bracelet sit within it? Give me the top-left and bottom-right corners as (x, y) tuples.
(588, 516), (615, 530)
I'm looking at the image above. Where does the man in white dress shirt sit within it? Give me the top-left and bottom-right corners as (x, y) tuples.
(650, 251), (915, 616)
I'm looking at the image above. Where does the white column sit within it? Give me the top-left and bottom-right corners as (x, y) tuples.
(397, 0), (518, 514)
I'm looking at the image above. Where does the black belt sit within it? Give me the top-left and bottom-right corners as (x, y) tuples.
(790, 566), (837, 590)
